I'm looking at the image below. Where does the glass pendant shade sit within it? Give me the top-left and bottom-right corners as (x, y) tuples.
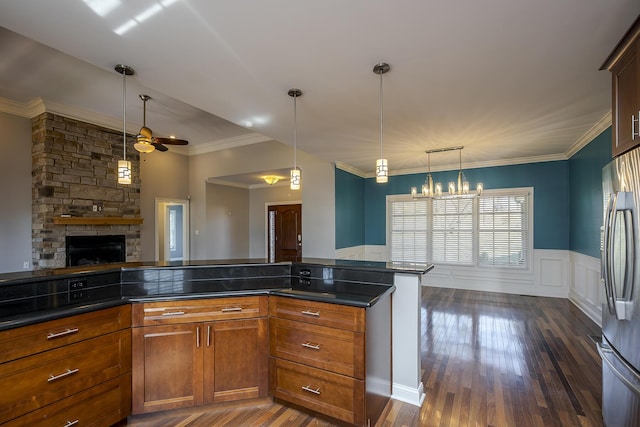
(134, 141), (155, 153)
(118, 160), (132, 185)
(290, 167), (301, 190)
(376, 158), (388, 183)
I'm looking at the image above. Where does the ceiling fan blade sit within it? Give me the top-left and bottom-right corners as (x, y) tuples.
(154, 137), (189, 145)
(151, 142), (169, 152)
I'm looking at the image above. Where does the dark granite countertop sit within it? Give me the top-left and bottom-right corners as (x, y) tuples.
(0, 259), (424, 331)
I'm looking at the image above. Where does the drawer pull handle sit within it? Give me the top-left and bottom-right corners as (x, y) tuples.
(162, 311), (185, 316)
(221, 307), (242, 312)
(47, 328), (79, 340)
(64, 420), (79, 427)
(302, 342), (321, 350)
(48, 368), (79, 382)
(196, 326), (201, 348)
(302, 385), (321, 395)
(207, 325), (211, 347)
(301, 310), (320, 317)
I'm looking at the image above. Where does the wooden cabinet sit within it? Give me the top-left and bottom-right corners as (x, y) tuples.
(602, 15), (640, 157)
(269, 296), (391, 426)
(132, 296), (269, 414)
(0, 305), (132, 425)
(204, 318), (268, 403)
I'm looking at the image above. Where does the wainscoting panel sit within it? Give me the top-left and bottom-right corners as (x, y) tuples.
(335, 247), (602, 318)
(568, 251), (602, 326)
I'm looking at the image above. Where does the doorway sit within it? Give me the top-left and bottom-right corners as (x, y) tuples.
(156, 198), (190, 262)
(267, 203), (302, 262)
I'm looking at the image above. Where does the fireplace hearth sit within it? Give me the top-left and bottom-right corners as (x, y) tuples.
(66, 235), (126, 267)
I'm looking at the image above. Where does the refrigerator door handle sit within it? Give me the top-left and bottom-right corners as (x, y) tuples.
(609, 192), (636, 320)
(598, 341), (640, 397)
(603, 194), (616, 315)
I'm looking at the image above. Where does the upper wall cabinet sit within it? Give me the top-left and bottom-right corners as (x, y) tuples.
(601, 15), (640, 157)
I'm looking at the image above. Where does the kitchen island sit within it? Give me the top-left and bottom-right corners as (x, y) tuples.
(0, 258), (432, 426)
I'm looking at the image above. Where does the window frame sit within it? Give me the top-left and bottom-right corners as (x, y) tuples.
(386, 187), (533, 269)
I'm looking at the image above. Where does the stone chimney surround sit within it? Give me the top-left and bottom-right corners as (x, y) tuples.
(31, 112), (141, 269)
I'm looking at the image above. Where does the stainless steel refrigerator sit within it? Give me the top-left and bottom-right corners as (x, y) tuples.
(598, 145), (640, 426)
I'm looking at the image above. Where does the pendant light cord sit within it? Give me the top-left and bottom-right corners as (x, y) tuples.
(379, 70), (383, 159)
(293, 92), (297, 168)
(122, 69), (126, 161)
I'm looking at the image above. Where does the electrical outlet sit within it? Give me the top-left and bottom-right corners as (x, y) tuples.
(23, 261), (29, 269)
(92, 205), (98, 212)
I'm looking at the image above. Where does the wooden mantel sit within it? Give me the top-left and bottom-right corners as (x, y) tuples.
(53, 216), (144, 225)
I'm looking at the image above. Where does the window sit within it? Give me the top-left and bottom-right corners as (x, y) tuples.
(387, 188), (532, 268)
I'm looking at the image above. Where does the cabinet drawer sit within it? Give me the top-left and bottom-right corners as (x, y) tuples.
(0, 329), (131, 424)
(269, 296), (364, 332)
(270, 358), (364, 426)
(0, 304), (131, 364)
(270, 317), (364, 378)
(4, 374), (131, 427)
(133, 296), (267, 326)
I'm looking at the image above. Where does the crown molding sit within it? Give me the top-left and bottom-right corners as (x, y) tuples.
(337, 153), (568, 179)
(334, 161), (367, 178)
(187, 133), (273, 156)
(565, 111), (611, 158)
(0, 96), (46, 118)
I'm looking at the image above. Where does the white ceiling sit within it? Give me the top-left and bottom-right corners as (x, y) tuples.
(1, 1), (639, 180)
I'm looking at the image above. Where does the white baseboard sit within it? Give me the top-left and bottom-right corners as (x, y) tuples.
(391, 381), (425, 407)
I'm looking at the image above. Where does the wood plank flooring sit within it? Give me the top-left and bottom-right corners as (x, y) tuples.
(125, 287), (603, 426)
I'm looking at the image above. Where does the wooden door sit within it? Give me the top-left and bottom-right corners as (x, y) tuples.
(268, 204), (302, 262)
(203, 318), (268, 404)
(131, 324), (203, 414)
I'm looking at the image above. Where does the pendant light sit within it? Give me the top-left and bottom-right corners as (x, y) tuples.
(373, 62), (390, 183)
(288, 88), (302, 190)
(115, 64), (134, 185)
(411, 146), (484, 199)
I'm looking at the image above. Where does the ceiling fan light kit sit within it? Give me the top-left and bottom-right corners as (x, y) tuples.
(135, 94), (189, 153)
(115, 64), (134, 185)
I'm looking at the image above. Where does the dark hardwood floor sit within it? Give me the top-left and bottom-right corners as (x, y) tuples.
(126, 287), (603, 427)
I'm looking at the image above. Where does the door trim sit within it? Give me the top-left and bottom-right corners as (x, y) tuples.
(155, 198), (190, 262)
(265, 200), (302, 261)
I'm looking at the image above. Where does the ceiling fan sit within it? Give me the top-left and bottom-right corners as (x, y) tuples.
(134, 94), (189, 153)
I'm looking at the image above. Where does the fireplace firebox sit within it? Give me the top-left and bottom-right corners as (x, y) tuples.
(66, 235), (126, 267)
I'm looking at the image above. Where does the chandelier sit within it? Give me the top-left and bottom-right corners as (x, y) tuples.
(411, 146), (483, 199)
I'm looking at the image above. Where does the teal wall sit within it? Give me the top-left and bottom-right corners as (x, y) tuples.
(568, 128), (612, 257)
(335, 129), (612, 255)
(362, 161), (570, 249)
(335, 167), (365, 248)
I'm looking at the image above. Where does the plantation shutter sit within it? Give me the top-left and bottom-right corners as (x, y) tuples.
(390, 199), (428, 263)
(478, 192), (529, 267)
(431, 198), (473, 265)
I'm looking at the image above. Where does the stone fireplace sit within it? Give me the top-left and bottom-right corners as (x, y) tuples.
(31, 112), (141, 269)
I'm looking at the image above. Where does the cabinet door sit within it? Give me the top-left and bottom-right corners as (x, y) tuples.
(612, 38), (640, 157)
(203, 318), (268, 403)
(132, 324), (203, 414)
